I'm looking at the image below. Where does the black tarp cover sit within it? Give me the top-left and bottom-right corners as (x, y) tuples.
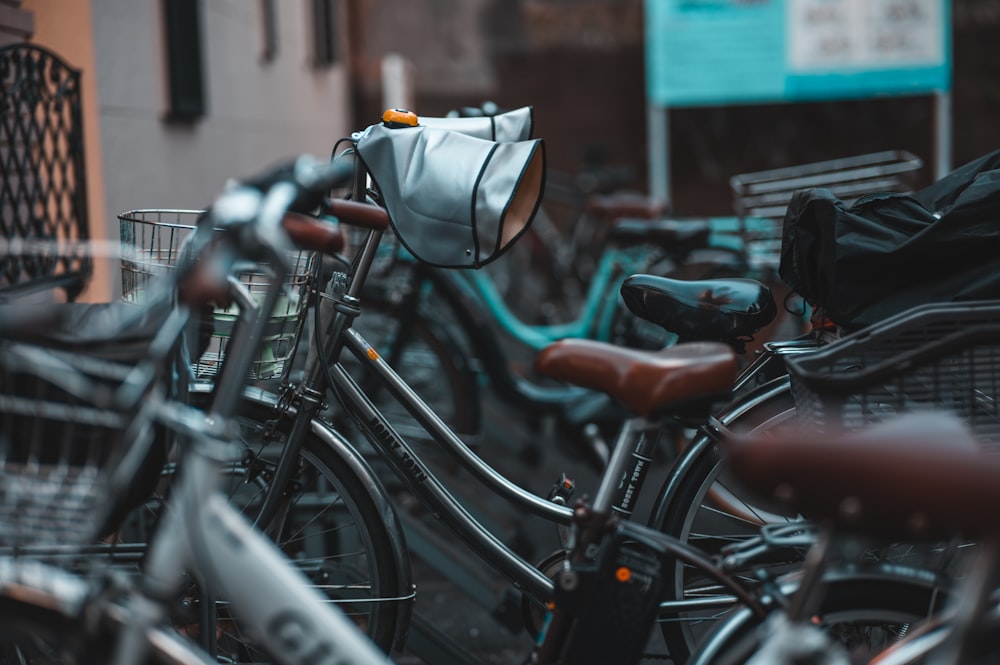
(779, 149), (1000, 330)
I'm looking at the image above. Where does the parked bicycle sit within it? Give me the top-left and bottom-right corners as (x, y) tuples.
(684, 410), (988, 665)
(634, 146), (1000, 658)
(0, 148), (950, 665)
(0, 155), (405, 665)
(339, 108), (789, 471)
(109, 115), (794, 662)
(0, 152), (788, 665)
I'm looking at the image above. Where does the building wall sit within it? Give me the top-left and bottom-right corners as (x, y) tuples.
(354, 0), (1000, 217)
(11, 1), (353, 300)
(91, 1), (353, 253)
(21, 0), (109, 301)
(0, 0), (33, 45)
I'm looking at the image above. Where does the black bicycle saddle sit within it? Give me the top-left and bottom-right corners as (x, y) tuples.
(620, 274), (776, 343)
(608, 217), (712, 253)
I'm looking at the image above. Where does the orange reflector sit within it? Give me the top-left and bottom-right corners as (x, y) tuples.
(367, 348), (380, 361)
(382, 108), (419, 127)
(615, 567), (631, 583)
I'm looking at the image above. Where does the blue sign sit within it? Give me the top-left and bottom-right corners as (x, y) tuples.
(645, 0), (952, 107)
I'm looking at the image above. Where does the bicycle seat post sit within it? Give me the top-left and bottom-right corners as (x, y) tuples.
(590, 417), (655, 517)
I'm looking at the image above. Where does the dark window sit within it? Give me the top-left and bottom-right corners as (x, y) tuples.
(312, 0), (337, 67)
(261, 0), (278, 63)
(163, 0), (206, 121)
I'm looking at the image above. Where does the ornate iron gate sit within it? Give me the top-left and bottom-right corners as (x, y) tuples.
(0, 43), (91, 301)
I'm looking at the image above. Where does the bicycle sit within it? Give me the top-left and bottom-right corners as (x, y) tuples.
(339, 110), (784, 470)
(0, 151), (820, 665)
(683, 409), (992, 665)
(167, 116), (858, 664)
(0, 155), (409, 665)
(647, 296), (1000, 662)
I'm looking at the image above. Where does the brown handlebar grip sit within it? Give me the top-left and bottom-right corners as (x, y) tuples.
(178, 260), (233, 308)
(281, 212), (345, 256)
(325, 198), (390, 231)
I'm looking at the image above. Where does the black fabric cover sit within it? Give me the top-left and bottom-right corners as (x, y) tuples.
(779, 149), (1000, 330)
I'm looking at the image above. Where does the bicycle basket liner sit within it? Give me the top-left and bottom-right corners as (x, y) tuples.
(418, 105), (534, 142)
(356, 123), (545, 269)
(785, 300), (1000, 449)
(119, 209), (316, 381)
(0, 337), (162, 552)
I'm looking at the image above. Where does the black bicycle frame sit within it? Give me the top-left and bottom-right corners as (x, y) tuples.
(318, 291), (756, 618)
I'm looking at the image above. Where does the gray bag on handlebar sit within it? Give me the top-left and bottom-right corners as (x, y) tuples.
(356, 121), (545, 268)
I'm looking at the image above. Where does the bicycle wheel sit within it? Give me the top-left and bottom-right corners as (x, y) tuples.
(688, 569), (947, 665)
(121, 394), (409, 661)
(653, 379), (802, 664)
(0, 564), (210, 664)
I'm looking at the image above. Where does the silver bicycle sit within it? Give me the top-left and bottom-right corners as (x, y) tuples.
(0, 156), (399, 665)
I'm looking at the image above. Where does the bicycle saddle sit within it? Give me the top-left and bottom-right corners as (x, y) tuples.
(608, 217), (711, 252)
(724, 412), (998, 541)
(620, 274), (776, 343)
(585, 191), (668, 220)
(534, 339), (738, 417)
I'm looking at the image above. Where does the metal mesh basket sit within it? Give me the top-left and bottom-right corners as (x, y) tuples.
(119, 210), (316, 382)
(786, 301), (1000, 449)
(0, 341), (157, 554)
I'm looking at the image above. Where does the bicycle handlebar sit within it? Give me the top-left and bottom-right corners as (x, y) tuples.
(241, 155), (355, 214)
(323, 198), (390, 231)
(281, 212), (345, 255)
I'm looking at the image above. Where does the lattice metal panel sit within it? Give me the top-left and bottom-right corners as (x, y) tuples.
(0, 44), (91, 300)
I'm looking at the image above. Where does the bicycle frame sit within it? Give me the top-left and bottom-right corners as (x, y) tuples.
(330, 333), (764, 618)
(284, 213), (757, 623)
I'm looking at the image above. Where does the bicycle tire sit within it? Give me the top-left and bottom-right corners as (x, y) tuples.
(687, 568), (948, 665)
(653, 379), (801, 664)
(0, 564), (210, 664)
(121, 394), (409, 661)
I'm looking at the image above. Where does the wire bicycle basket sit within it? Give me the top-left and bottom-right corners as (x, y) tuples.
(786, 300), (1000, 450)
(119, 210), (316, 382)
(0, 340), (161, 555)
